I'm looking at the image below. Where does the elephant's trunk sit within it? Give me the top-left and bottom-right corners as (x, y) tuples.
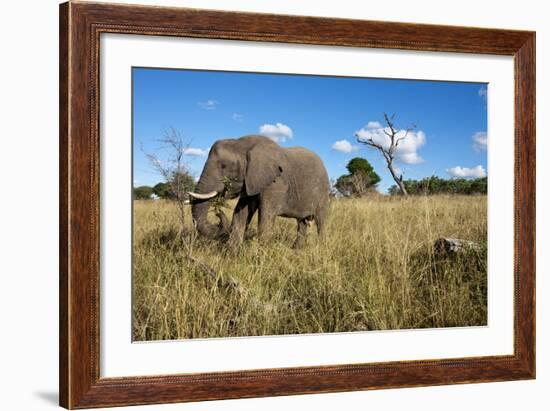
(191, 199), (221, 238)
(190, 176), (225, 238)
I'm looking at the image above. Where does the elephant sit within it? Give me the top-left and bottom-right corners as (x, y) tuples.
(187, 135), (330, 249)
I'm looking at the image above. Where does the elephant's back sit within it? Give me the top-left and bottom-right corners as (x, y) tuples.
(286, 147), (328, 178)
(287, 147), (325, 163)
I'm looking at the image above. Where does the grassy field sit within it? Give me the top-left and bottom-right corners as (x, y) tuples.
(132, 195), (487, 341)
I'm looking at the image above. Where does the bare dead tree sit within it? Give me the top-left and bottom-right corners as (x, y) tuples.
(142, 129), (237, 283)
(355, 113), (415, 195)
(142, 127), (193, 230)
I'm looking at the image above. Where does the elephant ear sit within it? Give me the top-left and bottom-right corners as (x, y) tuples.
(245, 141), (285, 196)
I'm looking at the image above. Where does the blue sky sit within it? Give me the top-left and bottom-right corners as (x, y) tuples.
(133, 67), (487, 193)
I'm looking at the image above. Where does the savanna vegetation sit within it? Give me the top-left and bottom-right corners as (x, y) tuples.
(388, 176), (487, 196)
(133, 194), (487, 341)
(332, 158), (487, 198)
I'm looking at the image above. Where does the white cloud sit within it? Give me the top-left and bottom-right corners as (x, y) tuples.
(446, 165), (486, 179)
(182, 147), (208, 157)
(259, 122), (294, 143)
(472, 131), (487, 151)
(332, 139), (359, 153)
(366, 121), (382, 129)
(355, 122), (426, 164)
(198, 100), (219, 110)
(232, 113), (244, 122)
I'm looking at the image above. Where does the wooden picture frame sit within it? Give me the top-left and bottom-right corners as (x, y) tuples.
(59, 1), (535, 408)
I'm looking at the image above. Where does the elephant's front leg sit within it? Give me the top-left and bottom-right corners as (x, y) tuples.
(227, 197), (257, 251)
(256, 181), (285, 242)
(244, 196), (259, 238)
(257, 205), (276, 243)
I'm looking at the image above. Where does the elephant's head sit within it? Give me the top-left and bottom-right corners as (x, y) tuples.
(188, 135), (285, 238)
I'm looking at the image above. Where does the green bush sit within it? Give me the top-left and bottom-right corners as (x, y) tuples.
(133, 186), (153, 200)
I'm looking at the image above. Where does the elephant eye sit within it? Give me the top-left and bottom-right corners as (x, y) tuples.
(220, 164), (226, 169)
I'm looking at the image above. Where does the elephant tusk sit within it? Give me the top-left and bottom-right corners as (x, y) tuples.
(187, 191), (218, 200)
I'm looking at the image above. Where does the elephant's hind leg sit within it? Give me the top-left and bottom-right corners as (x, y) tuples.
(314, 203), (327, 239)
(293, 218), (308, 249)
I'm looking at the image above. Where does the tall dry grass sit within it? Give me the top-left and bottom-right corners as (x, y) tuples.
(133, 195), (487, 341)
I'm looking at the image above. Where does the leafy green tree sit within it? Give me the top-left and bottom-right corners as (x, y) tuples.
(152, 182), (171, 199)
(152, 172), (196, 199)
(346, 158), (381, 184)
(133, 186), (153, 200)
(335, 157), (381, 197)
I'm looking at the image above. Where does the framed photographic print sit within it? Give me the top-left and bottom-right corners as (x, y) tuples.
(59, 1), (535, 408)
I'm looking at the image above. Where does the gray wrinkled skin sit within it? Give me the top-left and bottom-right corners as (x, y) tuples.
(191, 135), (330, 249)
